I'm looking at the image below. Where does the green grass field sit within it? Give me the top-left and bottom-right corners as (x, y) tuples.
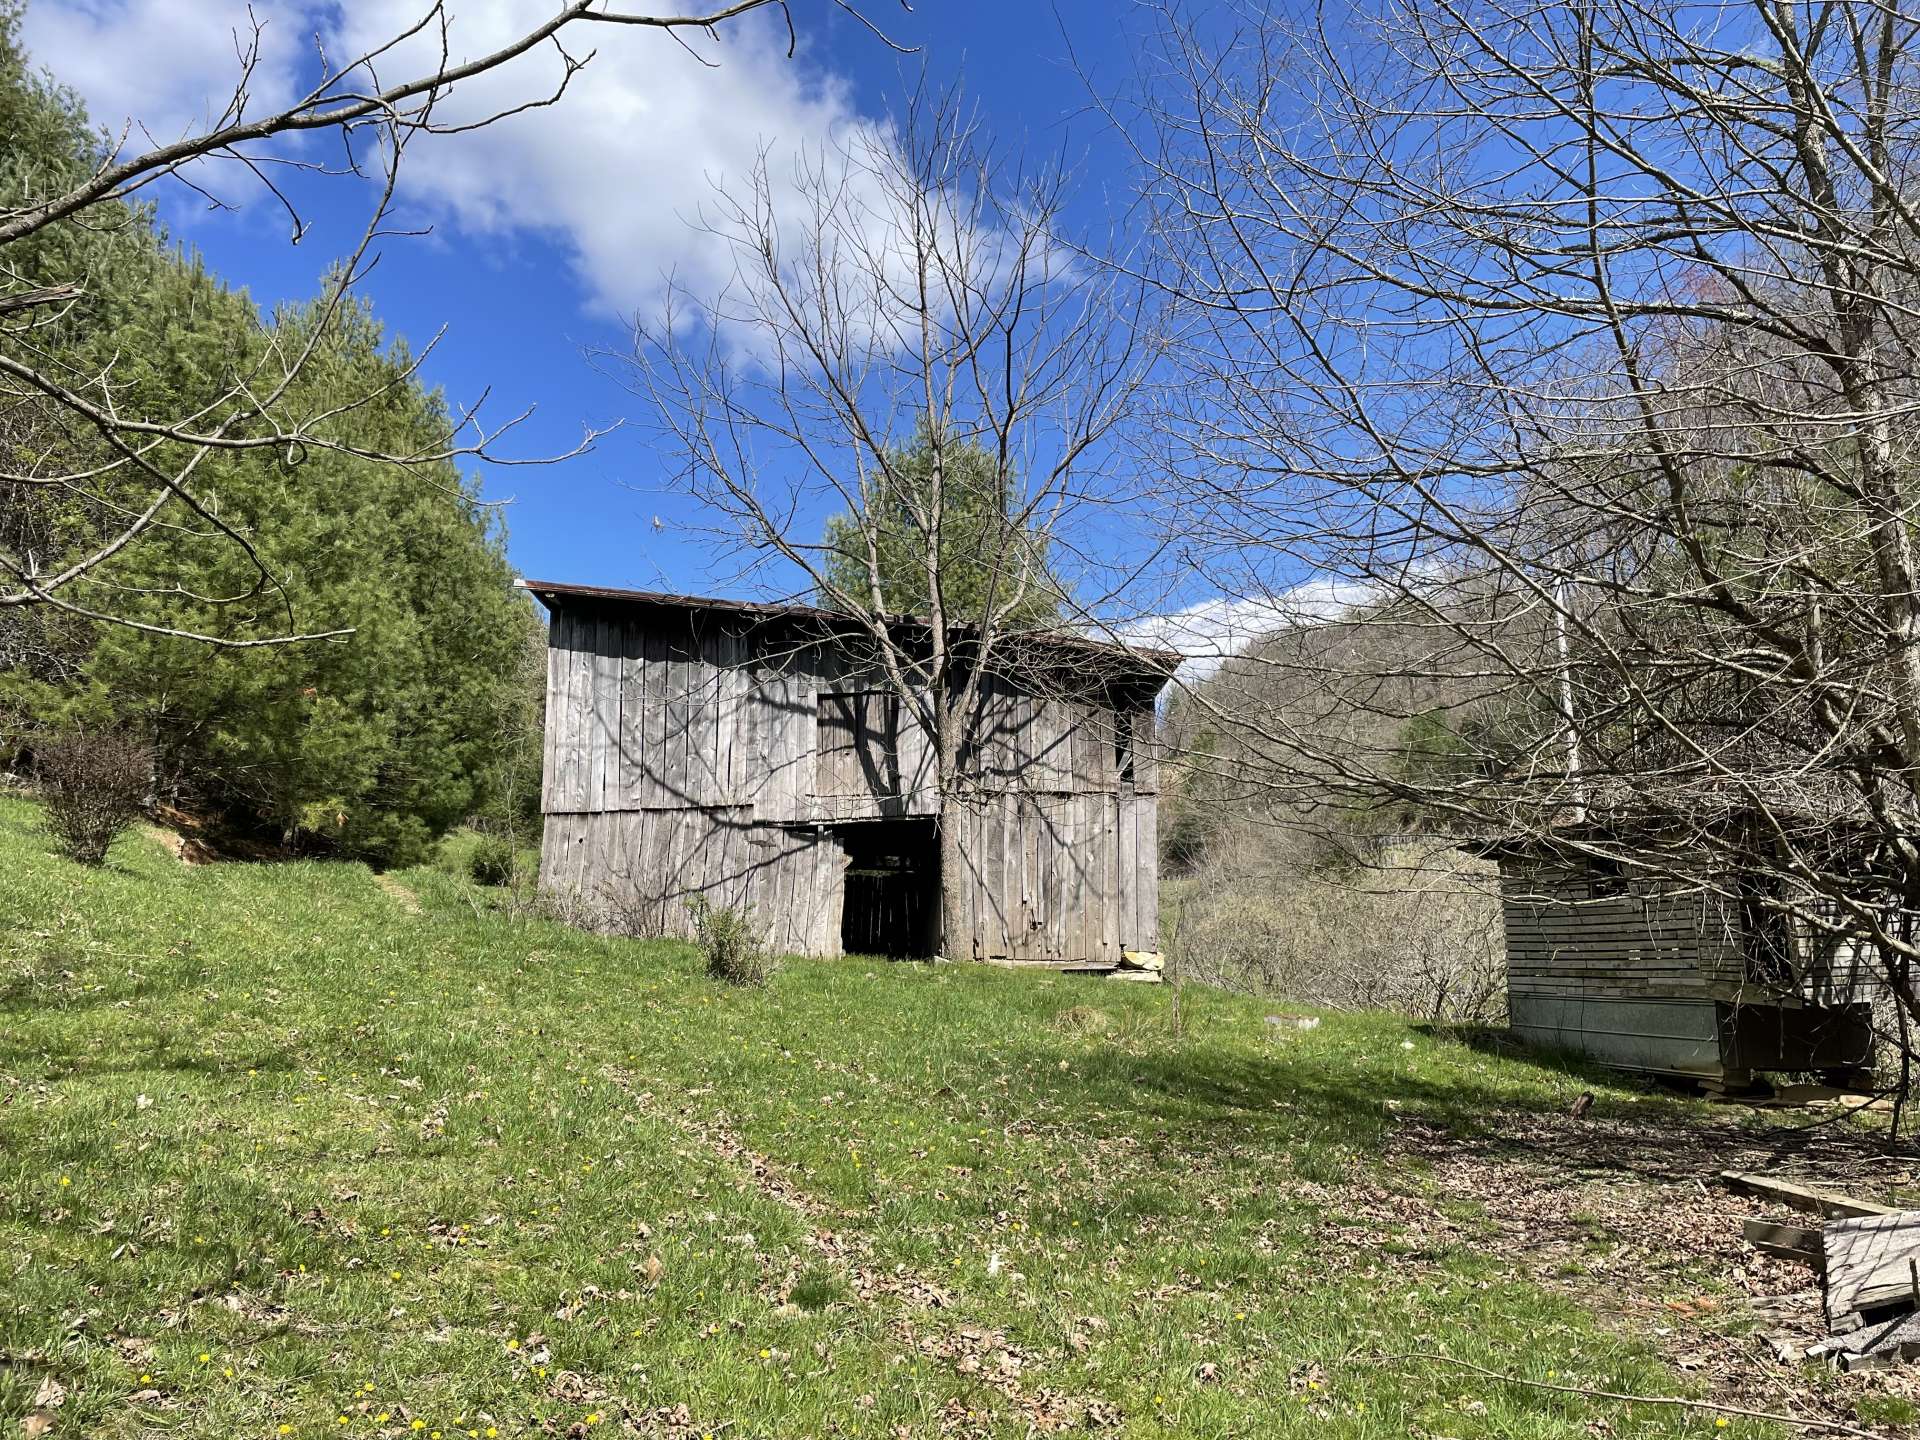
(0, 796), (1827, 1438)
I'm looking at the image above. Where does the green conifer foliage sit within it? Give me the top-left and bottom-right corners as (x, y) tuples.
(1, 8), (535, 865)
(819, 427), (1062, 627)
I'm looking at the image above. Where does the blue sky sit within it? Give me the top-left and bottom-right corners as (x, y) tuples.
(21, 1), (1160, 606)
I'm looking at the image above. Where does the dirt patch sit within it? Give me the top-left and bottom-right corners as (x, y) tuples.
(602, 1066), (1116, 1433)
(373, 874), (421, 914)
(1371, 1104), (1919, 1431)
(142, 823), (200, 864)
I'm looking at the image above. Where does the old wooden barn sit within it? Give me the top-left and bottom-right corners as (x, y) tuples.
(1486, 833), (1877, 1087)
(525, 581), (1177, 963)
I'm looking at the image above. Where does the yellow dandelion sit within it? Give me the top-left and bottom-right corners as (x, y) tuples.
(377, 1412), (390, 1423)
(58, 1175), (71, 1188)
(197, 1352), (211, 1364)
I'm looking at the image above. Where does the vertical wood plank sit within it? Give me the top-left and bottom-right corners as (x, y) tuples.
(558, 610), (592, 811)
(636, 624), (663, 807)
(618, 617), (646, 806)
(1102, 792), (1120, 959)
(663, 627), (691, 807)
(591, 614), (620, 812)
(1135, 795), (1158, 949)
(540, 610), (564, 811)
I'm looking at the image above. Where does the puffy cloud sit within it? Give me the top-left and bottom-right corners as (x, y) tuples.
(1123, 579), (1373, 684)
(22, 0), (308, 145)
(24, 1), (898, 328)
(327, 1), (900, 328)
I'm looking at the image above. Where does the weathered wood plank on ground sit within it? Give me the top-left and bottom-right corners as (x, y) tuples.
(1824, 1211), (1920, 1333)
(1719, 1171), (1899, 1220)
(1741, 1218), (1825, 1272)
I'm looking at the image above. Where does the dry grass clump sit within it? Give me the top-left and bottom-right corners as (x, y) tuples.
(1052, 1005), (1115, 1036)
(688, 896), (777, 987)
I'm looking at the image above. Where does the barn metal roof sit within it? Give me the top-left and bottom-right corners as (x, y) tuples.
(517, 578), (1184, 677)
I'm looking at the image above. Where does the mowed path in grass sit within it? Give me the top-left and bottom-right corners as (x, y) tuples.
(0, 796), (1787, 1438)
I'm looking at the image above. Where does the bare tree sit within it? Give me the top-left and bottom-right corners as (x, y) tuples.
(0, 0), (905, 645)
(615, 85), (1153, 957)
(1125, 0), (1920, 1083)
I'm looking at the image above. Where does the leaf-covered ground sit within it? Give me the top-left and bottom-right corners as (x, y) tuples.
(0, 796), (1910, 1438)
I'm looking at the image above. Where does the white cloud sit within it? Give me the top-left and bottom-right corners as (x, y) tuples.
(24, 1), (907, 333)
(23, 0), (308, 146)
(1123, 578), (1374, 684)
(331, 1), (905, 328)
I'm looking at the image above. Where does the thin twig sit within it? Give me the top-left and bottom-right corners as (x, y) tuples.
(1379, 1352), (1886, 1438)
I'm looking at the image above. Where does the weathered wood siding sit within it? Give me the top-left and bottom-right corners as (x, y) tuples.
(539, 598), (1163, 963)
(943, 787), (1158, 964)
(1499, 865), (1743, 1004)
(1497, 857), (1880, 1081)
(540, 808), (838, 955)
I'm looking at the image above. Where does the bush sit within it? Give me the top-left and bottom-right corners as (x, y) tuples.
(1167, 836), (1506, 1022)
(37, 730), (150, 865)
(687, 897), (776, 986)
(469, 835), (515, 887)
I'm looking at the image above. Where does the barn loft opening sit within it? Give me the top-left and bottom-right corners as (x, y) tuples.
(839, 817), (937, 959)
(1114, 718), (1135, 786)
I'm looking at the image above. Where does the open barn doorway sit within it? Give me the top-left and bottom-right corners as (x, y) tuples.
(838, 818), (938, 959)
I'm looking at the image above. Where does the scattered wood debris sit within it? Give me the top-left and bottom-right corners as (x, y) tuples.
(1824, 1213), (1920, 1334)
(1726, 1168), (1920, 1372)
(1106, 951), (1165, 984)
(1381, 1106), (1915, 1427)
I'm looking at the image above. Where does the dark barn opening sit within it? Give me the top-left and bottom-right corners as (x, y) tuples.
(839, 818), (937, 958)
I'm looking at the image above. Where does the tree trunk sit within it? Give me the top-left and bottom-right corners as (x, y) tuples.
(936, 698), (970, 961)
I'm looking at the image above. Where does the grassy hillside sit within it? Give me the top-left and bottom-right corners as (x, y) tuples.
(0, 797), (1876, 1438)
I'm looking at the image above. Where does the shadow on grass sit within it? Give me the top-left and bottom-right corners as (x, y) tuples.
(1414, 1022), (1636, 1091)
(1006, 1028), (1914, 1193)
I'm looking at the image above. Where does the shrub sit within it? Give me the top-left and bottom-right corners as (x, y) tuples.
(1167, 836), (1506, 1022)
(37, 730), (150, 865)
(687, 897), (776, 987)
(469, 835), (515, 887)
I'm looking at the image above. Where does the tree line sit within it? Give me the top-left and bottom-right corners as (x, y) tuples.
(0, 5), (536, 864)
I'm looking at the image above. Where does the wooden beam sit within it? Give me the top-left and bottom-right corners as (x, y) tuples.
(1741, 1218), (1825, 1272)
(1719, 1171), (1899, 1220)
